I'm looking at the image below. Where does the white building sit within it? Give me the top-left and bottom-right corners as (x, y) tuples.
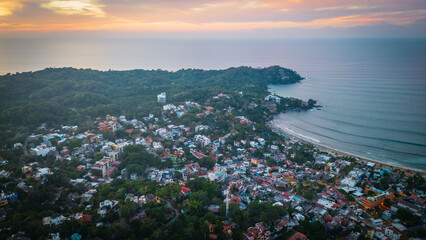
(194, 135), (211, 147)
(208, 168), (227, 182)
(99, 199), (118, 209)
(256, 137), (265, 145)
(13, 143), (23, 149)
(153, 141), (163, 150)
(119, 115), (127, 122)
(51, 215), (68, 226)
(163, 104), (176, 111)
(195, 125), (210, 132)
(157, 92), (166, 103)
(264, 95), (281, 104)
(31, 145), (56, 157)
(249, 141), (259, 148)
(36, 168), (52, 178)
(385, 227), (401, 240)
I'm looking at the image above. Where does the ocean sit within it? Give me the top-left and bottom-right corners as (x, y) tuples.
(267, 39), (426, 171)
(1, 38), (425, 170)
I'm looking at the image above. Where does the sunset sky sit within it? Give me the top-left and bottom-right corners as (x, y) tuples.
(1, 0), (426, 38)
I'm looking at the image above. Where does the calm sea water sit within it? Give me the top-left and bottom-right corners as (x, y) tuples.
(269, 39), (426, 170)
(1, 38), (425, 170)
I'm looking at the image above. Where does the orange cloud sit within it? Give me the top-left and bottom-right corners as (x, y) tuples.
(3, 9), (423, 33)
(315, 5), (379, 11)
(0, 1), (24, 16)
(190, 1), (271, 12)
(40, 0), (105, 17)
(0, 0), (425, 33)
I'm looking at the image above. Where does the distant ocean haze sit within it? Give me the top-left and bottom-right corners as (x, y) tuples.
(1, 38), (425, 169)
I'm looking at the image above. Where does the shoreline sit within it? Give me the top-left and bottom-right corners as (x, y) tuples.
(268, 118), (425, 175)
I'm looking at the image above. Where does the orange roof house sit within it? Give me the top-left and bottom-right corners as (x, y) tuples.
(289, 231), (307, 240)
(101, 122), (113, 132)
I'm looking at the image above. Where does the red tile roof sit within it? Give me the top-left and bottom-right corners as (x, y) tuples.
(289, 231), (307, 240)
(181, 187), (191, 194)
(191, 151), (207, 159)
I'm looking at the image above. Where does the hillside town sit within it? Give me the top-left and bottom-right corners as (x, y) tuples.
(0, 91), (424, 240)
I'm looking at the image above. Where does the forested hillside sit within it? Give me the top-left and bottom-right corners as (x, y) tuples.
(0, 66), (302, 146)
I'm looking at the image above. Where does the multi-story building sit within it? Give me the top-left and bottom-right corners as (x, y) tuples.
(194, 134), (211, 147)
(362, 186), (394, 209)
(91, 157), (115, 178)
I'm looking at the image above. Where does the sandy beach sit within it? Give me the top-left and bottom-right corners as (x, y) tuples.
(268, 119), (425, 175)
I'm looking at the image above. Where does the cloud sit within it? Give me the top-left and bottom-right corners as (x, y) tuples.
(40, 0), (105, 17)
(242, 1), (268, 9)
(114, 9), (426, 31)
(0, 1), (24, 16)
(44, 9), (424, 32)
(315, 5), (379, 11)
(1, 0), (425, 36)
(1, 8), (425, 33)
(190, 1), (272, 12)
(190, 2), (236, 11)
(309, 9), (426, 28)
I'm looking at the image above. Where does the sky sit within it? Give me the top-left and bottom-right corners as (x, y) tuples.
(0, 0), (426, 38)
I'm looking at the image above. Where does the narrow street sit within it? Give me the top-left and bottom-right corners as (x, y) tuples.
(165, 200), (179, 226)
